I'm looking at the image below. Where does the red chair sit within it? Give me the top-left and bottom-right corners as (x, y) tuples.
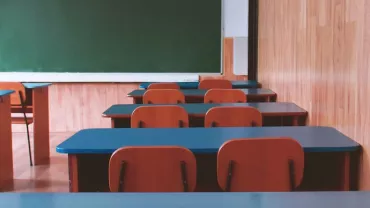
(143, 89), (185, 104)
(109, 146), (197, 192)
(217, 138), (304, 192)
(0, 82), (33, 166)
(131, 106), (188, 128)
(204, 89), (246, 103)
(205, 106), (262, 127)
(198, 79), (232, 89)
(147, 83), (180, 89)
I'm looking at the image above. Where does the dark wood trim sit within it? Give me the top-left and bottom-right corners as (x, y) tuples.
(248, 0), (259, 81)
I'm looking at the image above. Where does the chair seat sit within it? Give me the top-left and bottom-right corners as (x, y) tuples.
(11, 117), (34, 124)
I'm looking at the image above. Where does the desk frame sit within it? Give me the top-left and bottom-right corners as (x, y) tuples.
(0, 93), (13, 189)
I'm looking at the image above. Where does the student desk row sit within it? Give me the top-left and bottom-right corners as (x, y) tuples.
(0, 90), (14, 189)
(139, 80), (260, 89)
(2, 192), (370, 208)
(56, 127), (360, 192)
(103, 102), (308, 127)
(128, 88), (277, 103)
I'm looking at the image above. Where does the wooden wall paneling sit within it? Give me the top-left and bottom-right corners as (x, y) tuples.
(258, 0), (370, 189)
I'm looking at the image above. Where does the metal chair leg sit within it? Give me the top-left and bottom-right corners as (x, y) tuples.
(26, 124), (33, 166)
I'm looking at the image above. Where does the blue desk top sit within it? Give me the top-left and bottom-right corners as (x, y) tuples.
(128, 88), (275, 97)
(139, 80), (260, 89)
(0, 90), (15, 97)
(22, 83), (52, 89)
(56, 127), (360, 154)
(103, 102), (307, 117)
(1, 192), (369, 208)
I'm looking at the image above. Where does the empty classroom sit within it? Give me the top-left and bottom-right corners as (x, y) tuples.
(0, 0), (369, 207)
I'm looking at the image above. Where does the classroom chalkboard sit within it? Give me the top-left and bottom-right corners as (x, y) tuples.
(0, 0), (221, 73)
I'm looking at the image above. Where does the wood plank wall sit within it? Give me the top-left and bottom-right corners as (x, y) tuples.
(258, 0), (370, 189)
(12, 38), (247, 132)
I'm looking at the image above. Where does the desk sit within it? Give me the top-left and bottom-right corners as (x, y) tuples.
(139, 80), (260, 89)
(0, 90), (14, 189)
(103, 102), (308, 127)
(22, 83), (51, 165)
(56, 127), (360, 192)
(128, 88), (277, 103)
(1, 192), (370, 208)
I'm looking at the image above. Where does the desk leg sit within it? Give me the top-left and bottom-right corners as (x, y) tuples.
(33, 87), (50, 165)
(111, 119), (116, 128)
(292, 116), (299, 126)
(341, 152), (350, 191)
(68, 155), (79, 192)
(0, 95), (14, 189)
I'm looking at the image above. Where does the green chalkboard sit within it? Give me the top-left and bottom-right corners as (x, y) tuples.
(0, 0), (221, 73)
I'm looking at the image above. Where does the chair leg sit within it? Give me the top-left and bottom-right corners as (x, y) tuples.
(26, 124), (33, 166)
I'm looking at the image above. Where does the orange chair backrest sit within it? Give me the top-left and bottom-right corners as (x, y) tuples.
(217, 138), (304, 192)
(131, 106), (189, 128)
(198, 79), (232, 89)
(204, 89), (246, 103)
(147, 83), (180, 89)
(109, 146), (197, 192)
(205, 107), (262, 127)
(143, 89), (185, 104)
(0, 82), (26, 105)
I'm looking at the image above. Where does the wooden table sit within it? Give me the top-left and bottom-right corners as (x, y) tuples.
(128, 88), (277, 103)
(22, 83), (51, 165)
(56, 127), (360, 192)
(103, 102), (308, 127)
(139, 80), (260, 89)
(0, 90), (14, 189)
(1, 192), (370, 208)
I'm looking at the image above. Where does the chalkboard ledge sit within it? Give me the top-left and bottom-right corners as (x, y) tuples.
(0, 72), (218, 82)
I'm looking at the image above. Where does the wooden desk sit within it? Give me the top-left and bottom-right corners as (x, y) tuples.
(128, 88), (277, 103)
(103, 102), (308, 127)
(56, 127), (360, 192)
(1, 192), (370, 208)
(139, 80), (260, 89)
(0, 90), (14, 189)
(22, 83), (51, 165)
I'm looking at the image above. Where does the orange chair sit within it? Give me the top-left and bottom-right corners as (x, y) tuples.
(204, 106), (262, 127)
(0, 82), (33, 166)
(143, 89), (185, 104)
(147, 83), (180, 89)
(131, 106), (188, 128)
(198, 79), (232, 89)
(217, 138), (304, 192)
(204, 89), (246, 103)
(109, 146), (197, 192)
